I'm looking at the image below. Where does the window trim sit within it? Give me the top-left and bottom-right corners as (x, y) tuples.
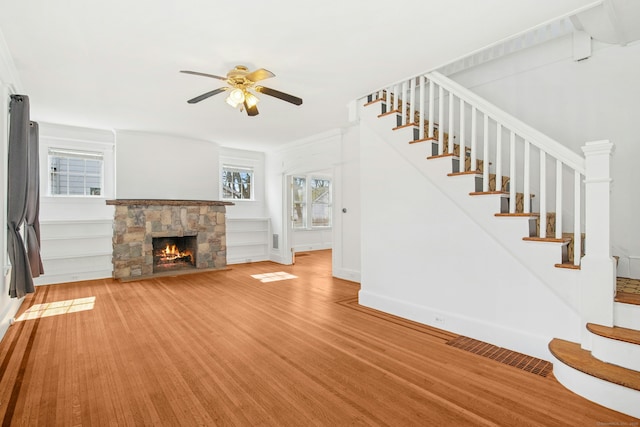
(47, 148), (105, 198)
(292, 174), (332, 230)
(221, 165), (255, 201)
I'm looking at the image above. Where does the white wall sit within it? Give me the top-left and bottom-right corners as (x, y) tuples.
(449, 36), (640, 277)
(358, 118), (581, 360)
(115, 130), (219, 200)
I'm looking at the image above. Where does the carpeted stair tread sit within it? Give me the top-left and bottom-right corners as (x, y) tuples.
(549, 338), (640, 391)
(586, 323), (640, 346)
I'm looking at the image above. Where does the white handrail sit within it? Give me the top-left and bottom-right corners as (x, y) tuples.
(427, 71), (585, 174)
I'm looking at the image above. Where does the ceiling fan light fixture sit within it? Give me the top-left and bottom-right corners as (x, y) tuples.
(244, 92), (259, 108)
(226, 88), (245, 108)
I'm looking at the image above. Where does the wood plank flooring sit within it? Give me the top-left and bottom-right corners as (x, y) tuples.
(0, 250), (636, 426)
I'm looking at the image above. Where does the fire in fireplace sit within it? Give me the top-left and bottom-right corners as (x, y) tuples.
(152, 236), (197, 273)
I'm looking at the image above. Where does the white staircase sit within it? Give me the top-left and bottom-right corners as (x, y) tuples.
(358, 72), (640, 418)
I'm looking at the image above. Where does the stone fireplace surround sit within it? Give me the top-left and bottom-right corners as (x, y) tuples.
(106, 199), (233, 280)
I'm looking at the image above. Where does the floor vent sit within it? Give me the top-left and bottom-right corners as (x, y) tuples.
(446, 336), (553, 377)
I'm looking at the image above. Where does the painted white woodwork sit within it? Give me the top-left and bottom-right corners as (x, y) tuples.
(419, 76), (425, 139)
(523, 140), (530, 213)
(459, 100), (465, 165)
(409, 78), (416, 126)
(539, 150), (547, 237)
(34, 219), (113, 285)
(590, 330), (640, 372)
(401, 81), (408, 126)
(555, 159), (563, 239)
(438, 86), (444, 155)
(495, 124), (503, 191)
(509, 132), (516, 213)
(447, 93), (454, 155)
(580, 141), (616, 336)
(550, 353), (640, 419)
(428, 80), (434, 139)
(470, 107), (477, 172)
(226, 218), (271, 264)
(482, 114), (489, 192)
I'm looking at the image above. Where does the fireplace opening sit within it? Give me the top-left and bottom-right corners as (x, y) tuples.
(152, 236), (197, 273)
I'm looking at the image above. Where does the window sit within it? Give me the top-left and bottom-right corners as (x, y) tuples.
(222, 166), (253, 200)
(292, 176), (332, 229)
(311, 178), (331, 227)
(292, 176), (307, 228)
(48, 149), (104, 196)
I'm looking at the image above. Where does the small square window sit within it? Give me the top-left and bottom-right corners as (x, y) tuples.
(48, 149), (104, 197)
(222, 166), (254, 200)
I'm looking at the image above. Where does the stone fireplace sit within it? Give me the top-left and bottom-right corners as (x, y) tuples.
(106, 199), (233, 280)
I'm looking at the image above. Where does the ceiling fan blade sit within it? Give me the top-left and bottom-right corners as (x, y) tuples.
(180, 70), (227, 81)
(187, 87), (228, 104)
(255, 86), (303, 106)
(245, 68), (275, 82)
(244, 101), (259, 116)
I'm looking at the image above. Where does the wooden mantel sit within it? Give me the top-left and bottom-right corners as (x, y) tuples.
(106, 199), (234, 207)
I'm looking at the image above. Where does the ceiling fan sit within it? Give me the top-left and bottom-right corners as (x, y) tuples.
(180, 65), (303, 116)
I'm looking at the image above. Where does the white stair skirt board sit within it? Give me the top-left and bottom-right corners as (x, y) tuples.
(590, 332), (640, 372)
(614, 302), (640, 330)
(551, 354), (640, 419)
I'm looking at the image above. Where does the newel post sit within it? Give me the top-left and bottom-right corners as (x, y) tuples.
(580, 140), (616, 349)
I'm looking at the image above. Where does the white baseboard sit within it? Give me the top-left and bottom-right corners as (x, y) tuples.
(0, 297), (25, 341)
(332, 267), (360, 283)
(33, 270), (112, 285)
(227, 256), (270, 265)
(293, 244), (332, 252)
(358, 289), (553, 361)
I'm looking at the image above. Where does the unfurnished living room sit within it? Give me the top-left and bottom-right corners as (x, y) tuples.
(1, 0), (640, 425)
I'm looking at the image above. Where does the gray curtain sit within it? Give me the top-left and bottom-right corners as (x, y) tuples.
(25, 121), (44, 278)
(7, 95), (35, 298)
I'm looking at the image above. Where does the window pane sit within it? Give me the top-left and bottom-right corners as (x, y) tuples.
(48, 151), (103, 197)
(222, 167), (253, 200)
(311, 204), (331, 227)
(311, 178), (331, 227)
(292, 176), (306, 228)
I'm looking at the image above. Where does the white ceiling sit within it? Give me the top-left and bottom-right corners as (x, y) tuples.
(0, 0), (599, 151)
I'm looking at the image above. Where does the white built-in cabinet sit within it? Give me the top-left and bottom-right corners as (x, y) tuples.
(35, 219), (113, 285)
(225, 218), (270, 264)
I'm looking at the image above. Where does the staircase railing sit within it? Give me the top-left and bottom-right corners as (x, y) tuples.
(370, 71), (586, 266)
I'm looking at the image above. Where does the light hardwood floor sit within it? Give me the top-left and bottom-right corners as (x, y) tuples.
(0, 250), (636, 426)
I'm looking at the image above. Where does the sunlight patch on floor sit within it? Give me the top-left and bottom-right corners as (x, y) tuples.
(15, 296), (96, 321)
(250, 272), (298, 283)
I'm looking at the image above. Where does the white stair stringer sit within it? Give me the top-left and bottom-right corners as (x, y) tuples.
(361, 101), (580, 314)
